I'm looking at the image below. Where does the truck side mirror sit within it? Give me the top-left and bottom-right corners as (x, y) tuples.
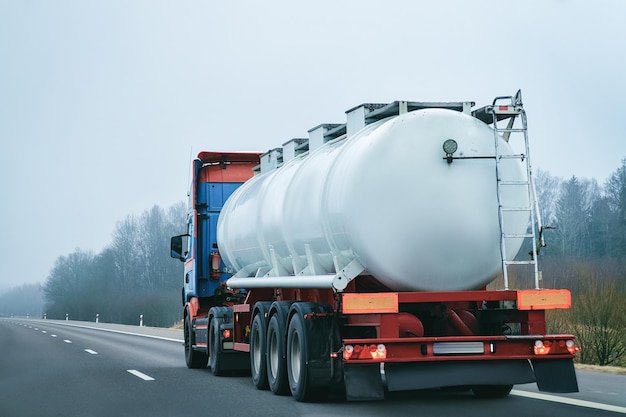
(170, 234), (190, 261)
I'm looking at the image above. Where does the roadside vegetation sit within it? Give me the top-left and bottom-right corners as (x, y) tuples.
(536, 159), (626, 367)
(38, 203), (185, 327)
(545, 263), (626, 367)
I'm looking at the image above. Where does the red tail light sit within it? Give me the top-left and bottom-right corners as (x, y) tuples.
(342, 344), (386, 360)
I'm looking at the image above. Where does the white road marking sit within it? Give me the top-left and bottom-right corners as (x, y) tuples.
(34, 328), (39, 330)
(6, 319), (183, 343)
(127, 370), (155, 381)
(84, 349), (98, 355)
(592, 390), (619, 396)
(511, 389), (626, 414)
(28, 321), (182, 343)
(63, 339), (72, 344)
(41, 330), (47, 333)
(51, 334), (57, 338)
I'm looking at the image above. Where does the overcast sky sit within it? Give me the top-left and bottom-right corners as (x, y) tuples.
(1, 1), (625, 292)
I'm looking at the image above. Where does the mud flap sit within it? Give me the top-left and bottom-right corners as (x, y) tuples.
(532, 358), (579, 393)
(219, 351), (251, 371)
(385, 360), (536, 391)
(344, 364), (385, 401)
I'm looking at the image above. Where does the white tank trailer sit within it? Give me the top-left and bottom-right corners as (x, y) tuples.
(218, 101), (531, 292)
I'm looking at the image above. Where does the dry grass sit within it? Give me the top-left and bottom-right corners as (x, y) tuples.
(575, 364), (626, 375)
(170, 320), (184, 330)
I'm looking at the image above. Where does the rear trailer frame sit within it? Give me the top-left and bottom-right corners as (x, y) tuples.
(225, 288), (579, 400)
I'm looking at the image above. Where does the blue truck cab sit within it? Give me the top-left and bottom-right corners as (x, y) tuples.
(170, 151), (260, 369)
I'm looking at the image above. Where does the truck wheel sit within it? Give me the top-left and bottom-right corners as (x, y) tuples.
(266, 314), (289, 395)
(184, 316), (207, 369)
(287, 312), (316, 402)
(472, 384), (513, 398)
(208, 316), (223, 376)
(250, 313), (269, 390)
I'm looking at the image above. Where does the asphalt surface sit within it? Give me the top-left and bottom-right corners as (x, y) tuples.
(1, 318), (625, 417)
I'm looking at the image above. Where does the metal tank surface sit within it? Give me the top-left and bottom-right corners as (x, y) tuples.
(217, 106), (529, 292)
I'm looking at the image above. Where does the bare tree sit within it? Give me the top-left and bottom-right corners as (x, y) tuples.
(604, 158), (626, 257)
(535, 169), (562, 226)
(554, 176), (590, 256)
(43, 249), (95, 319)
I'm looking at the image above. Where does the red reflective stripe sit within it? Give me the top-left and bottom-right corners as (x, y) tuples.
(498, 105), (509, 111)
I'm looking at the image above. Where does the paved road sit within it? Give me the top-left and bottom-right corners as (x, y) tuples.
(1, 318), (624, 417)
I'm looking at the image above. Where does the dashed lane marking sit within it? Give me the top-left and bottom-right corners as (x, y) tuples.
(84, 349), (98, 355)
(51, 334), (57, 338)
(127, 370), (155, 381)
(63, 339), (72, 344)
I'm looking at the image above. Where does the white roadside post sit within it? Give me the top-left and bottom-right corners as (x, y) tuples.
(139, 314), (144, 327)
(96, 314), (99, 323)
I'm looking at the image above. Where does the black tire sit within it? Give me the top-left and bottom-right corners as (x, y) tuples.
(208, 316), (223, 376)
(287, 312), (316, 402)
(266, 314), (289, 395)
(250, 313), (269, 390)
(184, 316), (207, 369)
(472, 384), (513, 398)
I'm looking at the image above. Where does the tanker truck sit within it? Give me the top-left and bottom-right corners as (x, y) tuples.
(170, 90), (580, 402)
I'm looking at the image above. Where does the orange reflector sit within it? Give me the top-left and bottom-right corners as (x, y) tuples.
(517, 289), (571, 310)
(342, 293), (399, 314)
(223, 329), (231, 339)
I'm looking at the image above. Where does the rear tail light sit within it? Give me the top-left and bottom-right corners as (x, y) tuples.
(534, 339), (580, 355)
(372, 344), (386, 359)
(343, 345), (354, 360)
(566, 339), (581, 354)
(342, 344), (386, 360)
(534, 340), (551, 355)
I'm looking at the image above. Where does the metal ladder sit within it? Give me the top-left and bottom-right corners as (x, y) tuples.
(488, 90), (541, 290)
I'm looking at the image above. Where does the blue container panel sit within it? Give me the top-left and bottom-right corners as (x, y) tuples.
(197, 182), (242, 210)
(194, 181), (244, 299)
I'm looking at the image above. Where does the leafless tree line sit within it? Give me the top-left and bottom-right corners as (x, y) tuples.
(537, 158), (626, 366)
(41, 203), (186, 327)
